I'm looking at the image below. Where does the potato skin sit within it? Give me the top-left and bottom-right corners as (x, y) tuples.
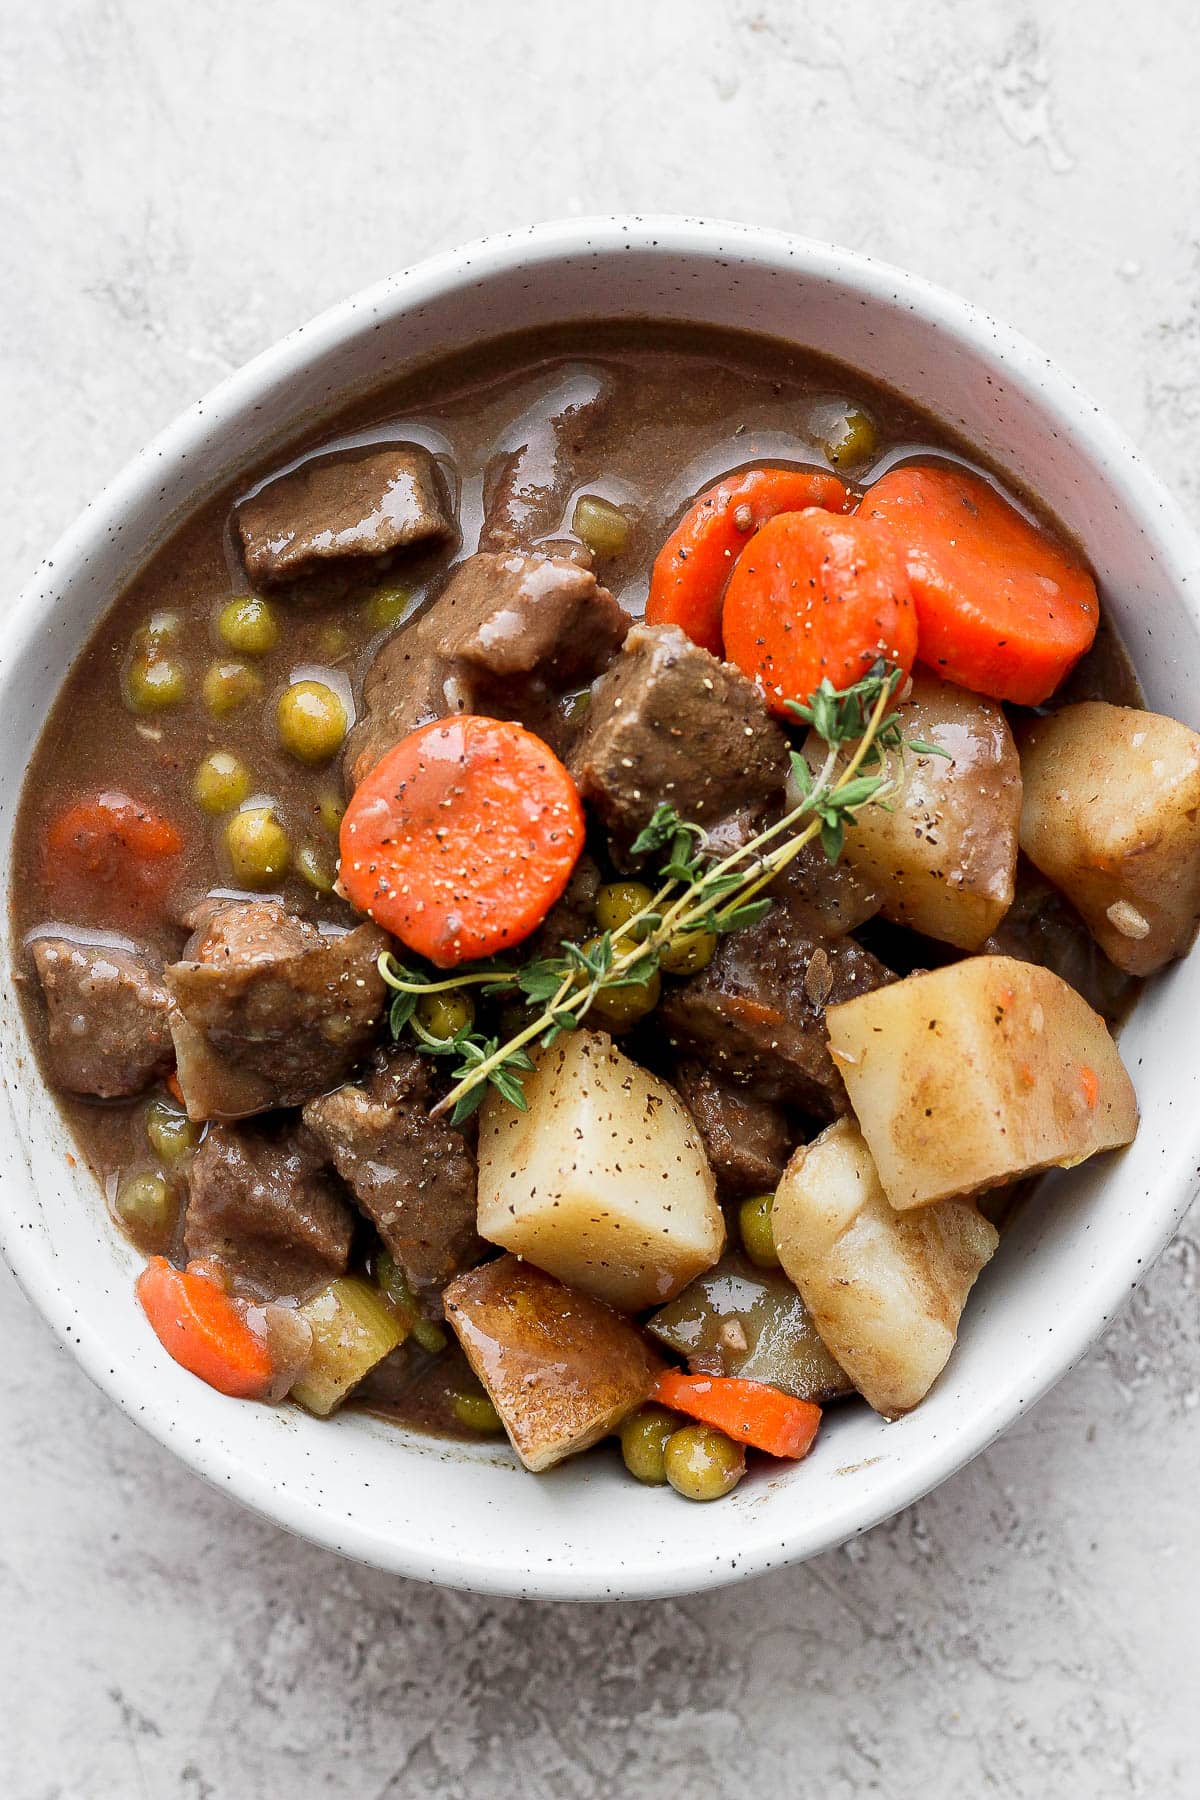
(773, 1119), (998, 1417)
(476, 1029), (724, 1311)
(813, 673), (1021, 950)
(1019, 701), (1200, 975)
(826, 955), (1138, 1209)
(443, 1255), (663, 1472)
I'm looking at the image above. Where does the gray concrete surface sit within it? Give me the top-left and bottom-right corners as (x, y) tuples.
(2, 2), (1198, 1794)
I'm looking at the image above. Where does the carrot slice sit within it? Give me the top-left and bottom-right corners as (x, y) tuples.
(646, 466), (853, 655)
(339, 716), (585, 968)
(44, 790), (182, 922)
(858, 463), (1099, 704)
(136, 1257), (273, 1399)
(654, 1370), (822, 1460)
(722, 508), (918, 715)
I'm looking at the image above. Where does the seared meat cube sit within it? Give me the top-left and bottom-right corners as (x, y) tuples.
(524, 850), (602, 960)
(165, 901), (388, 1120)
(772, 839), (881, 938)
(303, 1048), (481, 1312)
(30, 938), (173, 1099)
(661, 893), (893, 1116)
(345, 550), (629, 783)
(185, 1121), (354, 1298)
(478, 363), (612, 552)
(671, 1061), (792, 1197)
(236, 443), (454, 591)
(569, 624), (788, 859)
(982, 858), (1135, 1025)
(443, 1255), (663, 1472)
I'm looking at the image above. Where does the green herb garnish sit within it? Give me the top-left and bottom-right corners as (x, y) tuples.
(378, 661), (932, 1124)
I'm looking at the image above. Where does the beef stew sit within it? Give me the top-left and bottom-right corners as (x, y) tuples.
(13, 320), (1192, 1500)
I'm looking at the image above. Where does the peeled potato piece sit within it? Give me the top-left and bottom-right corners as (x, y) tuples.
(826, 955), (1138, 1210)
(476, 1029), (724, 1311)
(773, 1119), (998, 1417)
(443, 1255), (662, 1471)
(813, 673), (1021, 950)
(1019, 701), (1200, 975)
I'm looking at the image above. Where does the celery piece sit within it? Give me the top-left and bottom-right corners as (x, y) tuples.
(290, 1276), (407, 1417)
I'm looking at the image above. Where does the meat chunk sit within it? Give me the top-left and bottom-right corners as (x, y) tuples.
(236, 444), (454, 592)
(443, 1255), (663, 1472)
(525, 850), (602, 960)
(165, 901), (389, 1120)
(774, 839), (881, 938)
(185, 1121), (354, 1298)
(345, 551), (629, 783)
(303, 1047), (481, 1311)
(30, 937), (173, 1099)
(661, 889), (893, 1117)
(478, 363), (611, 552)
(569, 623), (788, 858)
(671, 1061), (792, 1196)
(982, 859), (1136, 1025)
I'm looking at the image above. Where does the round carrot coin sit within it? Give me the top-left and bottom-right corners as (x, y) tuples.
(859, 463), (1099, 704)
(339, 716), (585, 967)
(646, 465), (853, 655)
(722, 508), (918, 716)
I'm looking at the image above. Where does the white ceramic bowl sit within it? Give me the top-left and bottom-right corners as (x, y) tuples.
(3, 218), (1199, 1601)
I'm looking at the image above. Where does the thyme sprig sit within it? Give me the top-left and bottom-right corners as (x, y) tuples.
(377, 660), (937, 1125)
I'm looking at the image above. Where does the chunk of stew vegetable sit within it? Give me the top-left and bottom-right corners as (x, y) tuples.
(15, 327), (1195, 1511)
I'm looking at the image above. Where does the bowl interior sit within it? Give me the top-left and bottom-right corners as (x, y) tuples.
(3, 221), (1199, 1599)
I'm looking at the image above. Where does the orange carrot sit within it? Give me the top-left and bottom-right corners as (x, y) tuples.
(858, 463), (1099, 704)
(44, 790), (182, 922)
(136, 1257), (273, 1399)
(339, 716), (585, 968)
(654, 1370), (822, 1460)
(646, 466), (853, 655)
(165, 1071), (186, 1107)
(722, 508), (918, 716)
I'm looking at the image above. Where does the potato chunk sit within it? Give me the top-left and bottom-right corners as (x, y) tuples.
(826, 955), (1138, 1210)
(773, 1120), (998, 1417)
(814, 673), (1021, 949)
(443, 1256), (662, 1471)
(476, 1030), (724, 1310)
(1019, 701), (1200, 974)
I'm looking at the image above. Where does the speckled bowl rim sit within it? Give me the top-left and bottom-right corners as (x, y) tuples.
(3, 216), (1200, 1601)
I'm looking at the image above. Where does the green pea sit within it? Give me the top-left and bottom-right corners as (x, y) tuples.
(415, 990), (475, 1042)
(452, 1389), (504, 1434)
(136, 610), (182, 650)
(819, 404), (879, 470)
(365, 584), (414, 631)
(217, 594), (279, 655)
(296, 842), (335, 894)
(739, 1192), (780, 1269)
(619, 1405), (680, 1485)
(225, 805), (290, 888)
(115, 1170), (174, 1234)
(145, 1099), (199, 1165)
(202, 659), (263, 717)
(663, 1424), (746, 1501)
(374, 1250), (448, 1355)
(317, 790), (345, 836)
(658, 928), (718, 976)
(193, 749), (252, 816)
(277, 680), (347, 765)
(580, 936), (661, 1028)
(595, 881), (656, 938)
(571, 493), (631, 559)
(562, 687), (592, 726)
(125, 651), (188, 714)
(315, 622), (351, 661)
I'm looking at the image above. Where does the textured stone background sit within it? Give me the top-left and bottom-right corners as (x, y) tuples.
(2, 3), (1199, 1795)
